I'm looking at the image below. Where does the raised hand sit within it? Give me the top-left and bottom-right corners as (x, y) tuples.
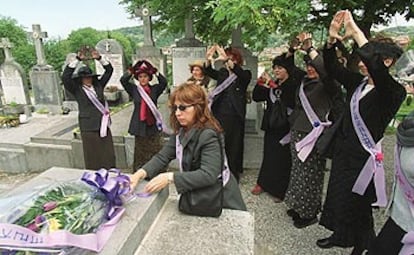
(77, 50), (86, 61)
(298, 32), (313, 52)
(289, 36), (301, 51)
(91, 49), (101, 60)
(329, 10), (346, 41)
(343, 10), (368, 47)
(206, 45), (217, 61)
(215, 45), (228, 61)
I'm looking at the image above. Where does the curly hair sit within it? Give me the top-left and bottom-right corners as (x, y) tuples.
(169, 82), (223, 134)
(224, 47), (244, 65)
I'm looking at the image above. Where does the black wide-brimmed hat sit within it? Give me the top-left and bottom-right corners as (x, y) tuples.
(73, 66), (100, 79)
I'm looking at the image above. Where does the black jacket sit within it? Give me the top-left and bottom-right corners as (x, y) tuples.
(120, 73), (167, 137)
(62, 63), (113, 132)
(204, 64), (251, 120)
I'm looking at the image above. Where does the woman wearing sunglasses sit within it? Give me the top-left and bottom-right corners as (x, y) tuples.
(129, 82), (246, 213)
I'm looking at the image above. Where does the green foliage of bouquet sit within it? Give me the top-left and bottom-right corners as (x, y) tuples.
(12, 183), (107, 235)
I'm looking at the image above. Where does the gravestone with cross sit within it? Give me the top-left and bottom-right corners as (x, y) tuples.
(172, 7), (205, 87)
(133, 6), (166, 76)
(95, 39), (127, 103)
(0, 37), (31, 107)
(176, 10), (203, 47)
(28, 24), (62, 114)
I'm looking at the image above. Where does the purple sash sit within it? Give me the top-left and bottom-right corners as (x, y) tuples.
(351, 80), (387, 207)
(82, 86), (110, 137)
(136, 84), (171, 134)
(176, 133), (230, 186)
(295, 82), (332, 161)
(395, 145), (414, 255)
(208, 73), (237, 109)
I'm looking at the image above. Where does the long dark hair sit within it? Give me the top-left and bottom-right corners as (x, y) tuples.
(169, 82), (223, 134)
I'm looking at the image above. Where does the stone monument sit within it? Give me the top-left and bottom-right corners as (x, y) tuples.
(0, 37), (31, 115)
(28, 24), (62, 114)
(133, 6), (166, 75)
(172, 10), (205, 87)
(95, 38), (127, 103)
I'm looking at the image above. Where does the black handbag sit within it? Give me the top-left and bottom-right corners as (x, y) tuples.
(178, 131), (224, 217)
(261, 89), (289, 131)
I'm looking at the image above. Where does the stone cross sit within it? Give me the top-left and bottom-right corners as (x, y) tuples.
(0, 37), (13, 61)
(105, 41), (111, 52)
(184, 14), (195, 39)
(28, 24), (48, 66)
(135, 6), (155, 46)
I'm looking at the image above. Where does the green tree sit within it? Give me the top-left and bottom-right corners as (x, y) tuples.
(66, 27), (103, 52)
(0, 16), (37, 75)
(0, 16), (28, 47)
(310, 0), (413, 37)
(44, 39), (70, 71)
(119, 0), (310, 51)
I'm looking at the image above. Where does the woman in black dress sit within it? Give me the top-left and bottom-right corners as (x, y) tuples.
(317, 11), (406, 255)
(251, 52), (305, 201)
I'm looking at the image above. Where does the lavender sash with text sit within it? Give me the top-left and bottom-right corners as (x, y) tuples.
(394, 145), (414, 255)
(208, 73), (237, 109)
(295, 82), (331, 161)
(350, 80), (387, 207)
(137, 84), (171, 134)
(176, 133), (230, 186)
(82, 86), (110, 137)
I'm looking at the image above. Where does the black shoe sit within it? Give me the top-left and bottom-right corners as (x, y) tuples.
(293, 217), (318, 229)
(316, 237), (336, 249)
(286, 209), (300, 220)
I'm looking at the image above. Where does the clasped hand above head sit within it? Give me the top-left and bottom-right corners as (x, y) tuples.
(328, 10), (367, 47)
(205, 44), (234, 69)
(77, 47), (101, 61)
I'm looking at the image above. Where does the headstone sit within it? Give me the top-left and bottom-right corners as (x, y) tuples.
(172, 9), (205, 87)
(231, 27), (259, 134)
(95, 39), (128, 103)
(0, 38), (31, 106)
(171, 47), (205, 86)
(28, 24), (62, 114)
(176, 11), (203, 47)
(133, 6), (167, 76)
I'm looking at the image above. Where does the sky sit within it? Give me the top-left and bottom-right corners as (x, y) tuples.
(0, 0), (139, 39)
(1, 1), (413, 40)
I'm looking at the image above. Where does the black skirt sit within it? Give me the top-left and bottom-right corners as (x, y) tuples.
(257, 130), (291, 199)
(81, 129), (116, 170)
(367, 217), (406, 255)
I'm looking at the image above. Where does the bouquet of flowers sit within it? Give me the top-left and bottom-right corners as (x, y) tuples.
(0, 169), (132, 255)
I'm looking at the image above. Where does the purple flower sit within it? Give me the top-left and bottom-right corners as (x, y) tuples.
(26, 223), (39, 232)
(43, 201), (57, 212)
(34, 215), (46, 224)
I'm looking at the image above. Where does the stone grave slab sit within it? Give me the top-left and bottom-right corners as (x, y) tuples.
(136, 195), (254, 255)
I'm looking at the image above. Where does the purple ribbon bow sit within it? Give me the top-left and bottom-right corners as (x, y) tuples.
(401, 231), (414, 255)
(81, 168), (131, 219)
